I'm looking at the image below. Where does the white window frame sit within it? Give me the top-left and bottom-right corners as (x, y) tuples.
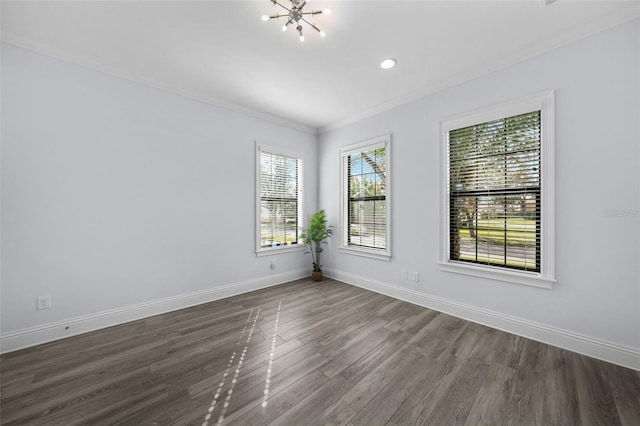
(439, 91), (555, 288)
(340, 135), (391, 261)
(256, 143), (305, 256)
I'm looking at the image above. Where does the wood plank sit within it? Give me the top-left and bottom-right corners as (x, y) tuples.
(540, 357), (580, 425)
(387, 354), (464, 425)
(341, 342), (426, 412)
(570, 351), (622, 424)
(463, 362), (516, 425)
(316, 399), (357, 426)
(348, 346), (432, 425)
(420, 357), (491, 425)
(320, 327), (395, 379)
(214, 352), (330, 424)
(604, 364), (640, 424)
(267, 375), (353, 424)
(339, 331), (410, 385)
(225, 369), (329, 426)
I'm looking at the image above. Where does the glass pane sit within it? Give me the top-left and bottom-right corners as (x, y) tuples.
(350, 175), (364, 198)
(450, 111), (541, 193)
(451, 194), (538, 271)
(348, 199), (386, 249)
(261, 153), (298, 199)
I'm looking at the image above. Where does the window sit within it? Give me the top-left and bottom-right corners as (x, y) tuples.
(340, 135), (391, 260)
(256, 144), (304, 255)
(440, 92), (555, 288)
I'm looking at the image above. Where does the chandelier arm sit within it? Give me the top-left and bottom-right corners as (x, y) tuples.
(299, 16), (322, 33)
(271, 0), (294, 14)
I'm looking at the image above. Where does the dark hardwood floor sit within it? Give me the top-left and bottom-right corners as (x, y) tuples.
(1, 278), (639, 425)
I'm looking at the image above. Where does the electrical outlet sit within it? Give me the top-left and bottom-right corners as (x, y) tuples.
(401, 270), (408, 279)
(37, 295), (51, 310)
(270, 260), (276, 270)
(412, 272), (420, 282)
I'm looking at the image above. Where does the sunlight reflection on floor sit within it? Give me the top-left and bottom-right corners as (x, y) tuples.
(202, 306), (262, 426)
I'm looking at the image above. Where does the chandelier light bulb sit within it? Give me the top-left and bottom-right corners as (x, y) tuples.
(299, 35), (304, 42)
(323, 9), (331, 14)
(319, 30), (326, 37)
(261, 15), (269, 21)
(282, 24), (288, 31)
(380, 58), (397, 70)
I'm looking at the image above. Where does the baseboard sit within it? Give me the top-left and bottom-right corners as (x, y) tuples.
(0, 269), (308, 354)
(5, 268), (638, 371)
(325, 268), (640, 371)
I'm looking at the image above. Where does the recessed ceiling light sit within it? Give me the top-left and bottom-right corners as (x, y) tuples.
(380, 58), (397, 70)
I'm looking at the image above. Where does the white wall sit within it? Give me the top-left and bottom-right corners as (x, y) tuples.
(319, 20), (640, 358)
(1, 43), (317, 339)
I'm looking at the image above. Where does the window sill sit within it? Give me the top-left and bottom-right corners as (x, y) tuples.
(256, 245), (306, 257)
(340, 246), (391, 261)
(438, 261), (554, 289)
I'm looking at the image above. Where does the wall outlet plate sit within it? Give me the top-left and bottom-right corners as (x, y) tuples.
(37, 295), (51, 310)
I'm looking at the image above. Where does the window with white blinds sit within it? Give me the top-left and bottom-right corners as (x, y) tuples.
(449, 111), (541, 272)
(440, 92), (555, 288)
(341, 135), (391, 260)
(256, 145), (303, 254)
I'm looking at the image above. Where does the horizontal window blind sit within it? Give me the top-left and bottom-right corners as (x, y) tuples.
(448, 110), (541, 272)
(347, 147), (386, 250)
(260, 151), (300, 248)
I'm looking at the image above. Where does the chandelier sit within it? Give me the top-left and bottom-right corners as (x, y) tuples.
(261, 0), (330, 42)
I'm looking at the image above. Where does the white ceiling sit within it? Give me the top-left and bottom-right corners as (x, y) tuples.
(2, 1), (639, 133)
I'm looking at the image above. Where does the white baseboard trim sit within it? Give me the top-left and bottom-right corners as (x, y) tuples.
(0, 269), (308, 354)
(325, 268), (640, 371)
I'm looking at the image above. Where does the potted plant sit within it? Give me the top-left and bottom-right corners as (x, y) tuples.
(300, 209), (333, 281)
